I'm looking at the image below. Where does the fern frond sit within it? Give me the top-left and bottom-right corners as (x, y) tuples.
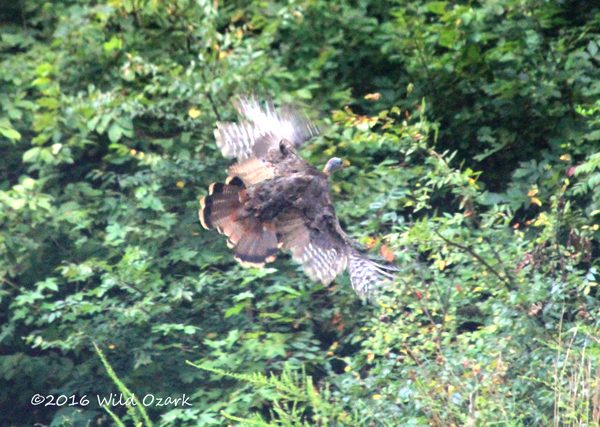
(94, 341), (153, 427)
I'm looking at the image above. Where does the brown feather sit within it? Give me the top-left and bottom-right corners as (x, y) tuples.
(228, 157), (275, 186)
(275, 210), (347, 285)
(201, 178), (278, 267)
(199, 181), (244, 230)
(276, 210), (309, 252)
(233, 221), (278, 267)
(199, 196), (210, 229)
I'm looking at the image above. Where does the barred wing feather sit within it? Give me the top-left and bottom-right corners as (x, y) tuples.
(276, 209), (396, 299)
(276, 210), (348, 285)
(214, 96), (319, 161)
(348, 251), (398, 300)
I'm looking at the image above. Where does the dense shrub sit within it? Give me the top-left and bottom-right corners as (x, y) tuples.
(0, 0), (598, 425)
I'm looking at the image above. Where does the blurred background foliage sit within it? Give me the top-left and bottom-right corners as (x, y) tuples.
(0, 0), (599, 425)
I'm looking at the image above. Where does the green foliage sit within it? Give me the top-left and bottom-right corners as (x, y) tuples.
(1, 0), (599, 426)
(374, 0), (600, 186)
(94, 341), (153, 427)
(188, 362), (359, 426)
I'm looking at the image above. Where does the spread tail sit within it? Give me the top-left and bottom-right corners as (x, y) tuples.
(199, 176), (277, 267)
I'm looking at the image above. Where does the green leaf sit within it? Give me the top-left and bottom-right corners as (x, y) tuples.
(224, 303), (246, 318)
(108, 122), (123, 143)
(0, 126), (21, 142)
(425, 1), (448, 14)
(439, 28), (459, 48)
(103, 36), (123, 53)
(22, 147), (40, 162)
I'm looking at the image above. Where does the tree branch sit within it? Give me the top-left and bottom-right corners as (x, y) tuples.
(434, 230), (515, 290)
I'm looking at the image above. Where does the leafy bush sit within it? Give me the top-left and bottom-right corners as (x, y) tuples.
(0, 0), (598, 426)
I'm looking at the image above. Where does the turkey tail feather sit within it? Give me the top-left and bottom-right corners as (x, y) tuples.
(199, 178), (277, 267)
(234, 221), (278, 268)
(199, 179), (244, 230)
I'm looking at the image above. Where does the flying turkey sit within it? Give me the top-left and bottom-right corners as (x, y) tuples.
(199, 96), (396, 300)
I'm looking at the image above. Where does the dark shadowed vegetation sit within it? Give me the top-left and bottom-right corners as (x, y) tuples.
(1, 0), (599, 425)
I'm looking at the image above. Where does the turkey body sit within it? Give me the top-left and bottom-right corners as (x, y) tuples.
(199, 96), (396, 300)
(235, 142), (348, 268)
(248, 171), (335, 230)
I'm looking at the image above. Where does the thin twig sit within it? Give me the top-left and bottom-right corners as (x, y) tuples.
(434, 230), (515, 290)
(117, 281), (151, 316)
(406, 260), (445, 354)
(481, 235), (515, 286)
(206, 91), (222, 122)
(20, 2), (28, 31)
(1, 276), (19, 290)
